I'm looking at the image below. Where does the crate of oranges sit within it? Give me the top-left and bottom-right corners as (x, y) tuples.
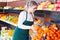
(29, 19), (60, 40)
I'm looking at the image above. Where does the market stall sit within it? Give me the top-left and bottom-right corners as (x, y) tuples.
(0, 0), (60, 40)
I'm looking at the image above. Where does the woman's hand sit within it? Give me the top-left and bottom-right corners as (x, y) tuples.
(30, 25), (37, 33)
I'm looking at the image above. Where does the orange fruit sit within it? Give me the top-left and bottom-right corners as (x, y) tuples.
(34, 25), (40, 31)
(29, 29), (34, 35)
(58, 38), (60, 40)
(53, 34), (57, 37)
(37, 19), (42, 24)
(44, 27), (49, 34)
(50, 24), (57, 30)
(38, 28), (43, 33)
(47, 32), (50, 36)
(37, 34), (42, 39)
(1, 15), (7, 20)
(52, 29), (56, 33)
(51, 36), (55, 39)
(54, 37), (58, 40)
(58, 34), (60, 38)
(58, 30), (60, 33)
(8, 30), (14, 36)
(51, 24), (56, 27)
(46, 36), (50, 40)
(40, 37), (43, 40)
(49, 30), (54, 34)
(32, 36), (37, 40)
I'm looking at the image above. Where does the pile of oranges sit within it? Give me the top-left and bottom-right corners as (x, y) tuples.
(29, 20), (60, 40)
(46, 24), (60, 40)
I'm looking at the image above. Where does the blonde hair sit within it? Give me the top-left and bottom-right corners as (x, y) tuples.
(24, 1), (37, 11)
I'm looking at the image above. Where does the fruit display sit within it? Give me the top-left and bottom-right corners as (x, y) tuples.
(3, 6), (24, 10)
(9, 16), (18, 24)
(0, 14), (7, 20)
(29, 19), (60, 40)
(37, 1), (60, 11)
(47, 4), (56, 11)
(0, 14), (6, 18)
(14, 6), (24, 10)
(3, 6), (12, 9)
(55, 4), (60, 11)
(57, 0), (60, 4)
(37, 2), (47, 10)
(37, 1), (51, 10)
(0, 29), (14, 40)
(0, 14), (18, 25)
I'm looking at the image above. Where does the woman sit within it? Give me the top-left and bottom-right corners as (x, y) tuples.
(12, 1), (38, 40)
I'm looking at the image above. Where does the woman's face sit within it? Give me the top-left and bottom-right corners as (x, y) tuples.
(28, 5), (37, 13)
